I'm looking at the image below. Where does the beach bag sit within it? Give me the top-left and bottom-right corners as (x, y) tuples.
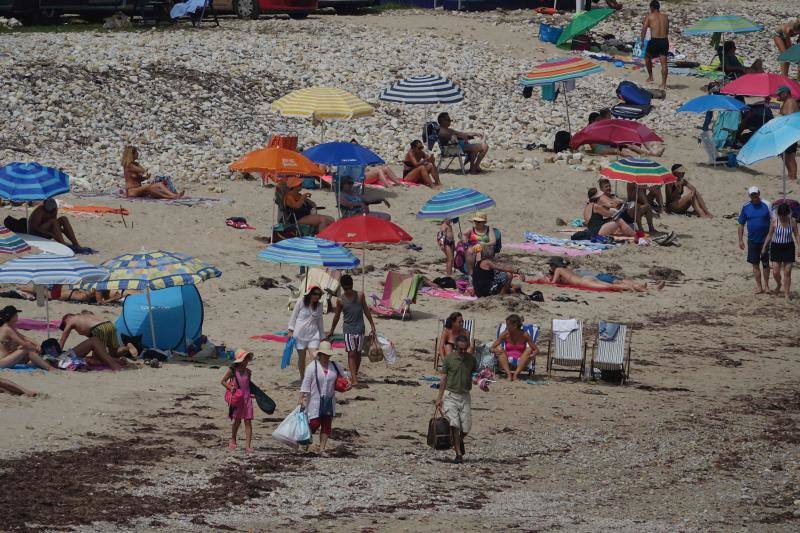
(3, 215), (26, 234)
(571, 229), (593, 240)
(378, 336), (398, 365)
(331, 361), (351, 392)
(250, 381), (276, 414)
(427, 406), (452, 450)
(224, 371), (245, 408)
(475, 342), (496, 371)
(538, 23), (562, 44)
(364, 334), (384, 363)
(633, 37), (649, 59)
(432, 277), (457, 289)
(295, 408), (312, 445)
(553, 131), (571, 153)
(272, 406), (304, 448)
(616, 81), (652, 106)
(610, 103), (652, 120)
(281, 337), (295, 369)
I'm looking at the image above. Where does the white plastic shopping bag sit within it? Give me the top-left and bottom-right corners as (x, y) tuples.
(378, 336), (398, 365)
(272, 406), (302, 449)
(294, 408), (312, 445)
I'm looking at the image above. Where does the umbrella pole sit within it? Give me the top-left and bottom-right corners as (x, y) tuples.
(782, 155), (787, 199)
(361, 247), (366, 294)
(45, 294), (50, 339)
(146, 286), (158, 349)
(562, 83), (572, 134)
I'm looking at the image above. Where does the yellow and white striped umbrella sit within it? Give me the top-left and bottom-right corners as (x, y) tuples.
(271, 87), (373, 121)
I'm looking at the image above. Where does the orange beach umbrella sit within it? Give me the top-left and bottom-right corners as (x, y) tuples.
(229, 147), (324, 176)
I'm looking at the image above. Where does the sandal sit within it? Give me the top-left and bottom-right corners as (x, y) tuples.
(228, 440), (237, 450)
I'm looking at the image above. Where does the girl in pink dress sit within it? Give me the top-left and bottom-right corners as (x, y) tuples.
(221, 349), (255, 453)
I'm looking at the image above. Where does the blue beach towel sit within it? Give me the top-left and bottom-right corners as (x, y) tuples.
(281, 337), (296, 370)
(599, 321), (621, 341)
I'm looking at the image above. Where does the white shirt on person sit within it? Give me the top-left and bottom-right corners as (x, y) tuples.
(300, 360), (339, 419)
(288, 296), (325, 343)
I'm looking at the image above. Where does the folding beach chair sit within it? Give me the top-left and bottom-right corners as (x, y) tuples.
(422, 121), (466, 175)
(546, 319), (586, 378)
(433, 318), (475, 371)
(495, 322), (540, 379)
(272, 183), (316, 242)
(332, 165), (366, 217)
(369, 272), (422, 321)
(287, 267), (342, 313)
(589, 322), (632, 385)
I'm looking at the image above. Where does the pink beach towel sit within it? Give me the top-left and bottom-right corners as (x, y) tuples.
(420, 287), (477, 301)
(506, 243), (602, 256)
(250, 334), (346, 349)
(16, 318), (60, 331)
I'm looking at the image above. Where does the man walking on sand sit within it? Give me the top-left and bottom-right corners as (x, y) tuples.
(641, 0), (669, 90)
(738, 187), (772, 294)
(777, 85), (798, 181)
(435, 335), (477, 464)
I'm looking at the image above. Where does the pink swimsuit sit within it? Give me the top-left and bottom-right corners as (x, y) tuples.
(229, 368), (253, 421)
(505, 341), (526, 360)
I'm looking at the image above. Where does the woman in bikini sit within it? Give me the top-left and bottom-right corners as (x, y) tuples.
(122, 146), (184, 200)
(437, 312), (473, 362)
(437, 219), (456, 276)
(403, 140), (440, 187)
(491, 314), (537, 381)
(0, 306), (56, 371)
(775, 21), (800, 79)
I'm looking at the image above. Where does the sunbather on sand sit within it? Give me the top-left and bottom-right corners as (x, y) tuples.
(13, 285), (130, 304)
(437, 219), (456, 276)
(0, 306), (56, 371)
(540, 257), (664, 292)
(350, 139), (403, 187)
(122, 145), (184, 200)
(0, 377), (38, 397)
(338, 177), (391, 220)
(59, 312), (138, 371)
(403, 140), (440, 187)
(27, 198), (86, 252)
(665, 165), (712, 218)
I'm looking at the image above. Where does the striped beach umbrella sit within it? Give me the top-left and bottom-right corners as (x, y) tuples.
(271, 87), (373, 142)
(521, 58), (602, 133)
(81, 250), (221, 347)
(417, 187), (496, 220)
(258, 237), (359, 269)
(0, 162), (70, 202)
(0, 253), (107, 335)
(600, 158), (676, 185)
(682, 15), (763, 36)
(0, 225), (31, 255)
(379, 75), (464, 105)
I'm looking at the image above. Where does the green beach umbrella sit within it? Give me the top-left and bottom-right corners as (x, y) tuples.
(556, 8), (615, 46)
(778, 44), (800, 63)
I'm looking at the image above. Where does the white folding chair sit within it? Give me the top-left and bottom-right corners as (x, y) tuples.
(546, 319), (586, 378)
(590, 323), (632, 385)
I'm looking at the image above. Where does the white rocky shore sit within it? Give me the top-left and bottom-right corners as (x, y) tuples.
(0, 1), (796, 190)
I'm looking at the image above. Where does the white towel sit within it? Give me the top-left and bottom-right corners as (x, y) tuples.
(552, 319), (579, 341)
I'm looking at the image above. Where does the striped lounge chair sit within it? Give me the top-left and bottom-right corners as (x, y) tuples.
(495, 322), (540, 378)
(369, 272), (422, 321)
(546, 319), (586, 379)
(590, 322), (632, 385)
(433, 318), (475, 371)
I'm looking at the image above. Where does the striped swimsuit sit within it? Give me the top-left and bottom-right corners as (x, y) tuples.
(770, 217), (796, 263)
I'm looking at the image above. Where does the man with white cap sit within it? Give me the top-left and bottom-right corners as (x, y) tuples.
(777, 85), (798, 182)
(738, 186), (772, 293)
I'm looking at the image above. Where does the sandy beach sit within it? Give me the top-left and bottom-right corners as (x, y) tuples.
(2, 3), (800, 531)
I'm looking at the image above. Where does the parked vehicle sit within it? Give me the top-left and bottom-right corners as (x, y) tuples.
(317, 0), (375, 11)
(214, 0), (317, 19)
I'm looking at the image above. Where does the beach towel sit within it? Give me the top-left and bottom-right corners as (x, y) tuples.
(16, 318), (60, 331)
(77, 191), (229, 207)
(525, 279), (620, 293)
(419, 286), (477, 301)
(250, 333), (346, 349)
(523, 232), (616, 251)
(0, 363), (40, 373)
(599, 321), (621, 341)
(552, 319), (579, 341)
(61, 205), (130, 217)
(505, 242), (601, 256)
(713, 111), (741, 149)
(281, 337), (295, 370)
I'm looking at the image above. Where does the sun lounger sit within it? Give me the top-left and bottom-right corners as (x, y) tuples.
(287, 267), (342, 313)
(495, 322), (539, 378)
(546, 319), (586, 378)
(369, 272), (422, 321)
(589, 322), (632, 385)
(433, 318), (475, 371)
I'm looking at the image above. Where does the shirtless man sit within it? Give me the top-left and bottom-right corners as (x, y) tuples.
(540, 257), (665, 292)
(774, 20), (800, 79)
(437, 112), (489, 174)
(641, 0), (669, 90)
(777, 86), (799, 181)
(27, 198), (84, 252)
(665, 165), (712, 218)
(59, 312), (138, 371)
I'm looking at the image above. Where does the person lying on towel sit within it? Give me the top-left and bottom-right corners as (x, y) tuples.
(535, 256), (664, 292)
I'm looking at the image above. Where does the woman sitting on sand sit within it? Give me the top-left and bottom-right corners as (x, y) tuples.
(437, 312), (473, 362)
(13, 285), (131, 305)
(122, 146), (184, 200)
(403, 140), (440, 187)
(585, 188), (635, 238)
(0, 306), (56, 371)
(283, 180), (334, 232)
(491, 314), (537, 381)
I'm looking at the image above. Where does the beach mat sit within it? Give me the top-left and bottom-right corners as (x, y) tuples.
(506, 242), (601, 256)
(419, 287), (476, 301)
(525, 279), (620, 293)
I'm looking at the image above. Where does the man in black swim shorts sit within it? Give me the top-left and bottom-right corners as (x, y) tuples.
(641, 0), (669, 90)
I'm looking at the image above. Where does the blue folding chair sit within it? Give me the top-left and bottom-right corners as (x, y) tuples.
(495, 323), (540, 378)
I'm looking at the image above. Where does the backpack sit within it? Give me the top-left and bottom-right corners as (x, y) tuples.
(432, 277), (457, 289)
(616, 81), (653, 106)
(40, 338), (61, 358)
(553, 131), (571, 153)
(423, 121), (440, 151)
(610, 103), (652, 120)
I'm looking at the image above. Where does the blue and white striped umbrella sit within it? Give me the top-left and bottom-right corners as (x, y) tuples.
(0, 253), (107, 285)
(258, 237), (359, 269)
(417, 187), (496, 220)
(380, 75), (464, 105)
(0, 162), (71, 201)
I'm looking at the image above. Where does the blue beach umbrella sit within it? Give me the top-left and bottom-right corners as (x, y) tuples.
(379, 75), (464, 105)
(301, 142), (384, 167)
(737, 113), (800, 197)
(0, 162), (70, 202)
(676, 94), (748, 113)
(0, 253), (107, 336)
(258, 237), (359, 270)
(417, 187), (496, 220)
